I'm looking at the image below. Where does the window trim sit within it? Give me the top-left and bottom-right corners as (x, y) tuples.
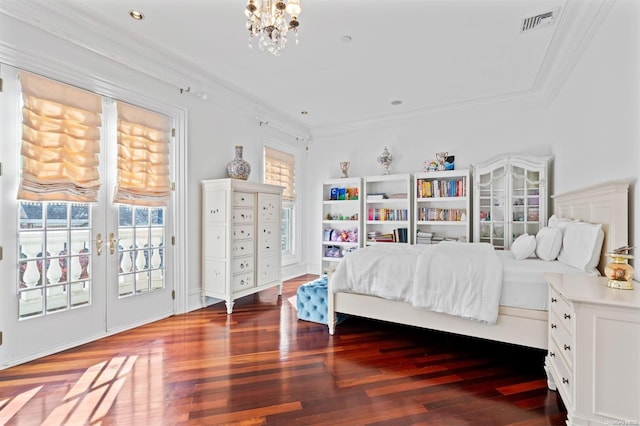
(262, 139), (301, 266)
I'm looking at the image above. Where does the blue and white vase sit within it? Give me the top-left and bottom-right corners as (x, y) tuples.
(227, 145), (251, 180)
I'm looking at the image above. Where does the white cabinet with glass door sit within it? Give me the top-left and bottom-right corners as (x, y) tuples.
(472, 155), (550, 249)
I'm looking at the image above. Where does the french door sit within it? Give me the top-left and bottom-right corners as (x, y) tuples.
(0, 64), (174, 368)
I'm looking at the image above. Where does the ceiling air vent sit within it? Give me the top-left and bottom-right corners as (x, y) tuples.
(521, 10), (556, 32)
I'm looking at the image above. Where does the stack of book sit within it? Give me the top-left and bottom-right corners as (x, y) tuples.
(416, 231), (433, 244)
(367, 229), (408, 243)
(366, 193), (388, 201)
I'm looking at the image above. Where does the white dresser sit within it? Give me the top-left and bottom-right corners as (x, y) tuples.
(544, 273), (640, 425)
(201, 179), (283, 313)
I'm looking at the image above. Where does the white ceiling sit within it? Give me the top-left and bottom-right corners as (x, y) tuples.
(0, 0), (611, 134)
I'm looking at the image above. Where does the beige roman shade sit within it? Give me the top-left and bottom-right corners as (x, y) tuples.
(264, 146), (295, 201)
(18, 72), (102, 202)
(113, 101), (171, 206)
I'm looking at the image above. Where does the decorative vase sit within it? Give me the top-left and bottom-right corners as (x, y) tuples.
(436, 152), (448, 171)
(340, 161), (350, 178)
(604, 252), (635, 290)
(227, 145), (251, 180)
(377, 147), (393, 175)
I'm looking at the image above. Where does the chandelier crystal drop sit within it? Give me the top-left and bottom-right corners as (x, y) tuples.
(245, 0), (301, 55)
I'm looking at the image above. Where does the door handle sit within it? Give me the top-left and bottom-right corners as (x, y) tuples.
(96, 233), (103, 256)
(109, 233), (116, 255)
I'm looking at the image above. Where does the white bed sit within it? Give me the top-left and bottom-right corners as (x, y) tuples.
(327, 181), (629, 350)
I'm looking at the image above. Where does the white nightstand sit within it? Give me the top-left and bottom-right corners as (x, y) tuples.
(544, 273), (640, 426)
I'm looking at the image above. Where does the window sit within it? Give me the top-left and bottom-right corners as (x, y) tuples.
(264, 145), (297, 262)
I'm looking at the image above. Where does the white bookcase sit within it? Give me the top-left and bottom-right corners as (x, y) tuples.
(321, 177), (362, 274)
(473, 155), (550, 250)
(414, 170), (470, 244)
(363, 173), (412, 245)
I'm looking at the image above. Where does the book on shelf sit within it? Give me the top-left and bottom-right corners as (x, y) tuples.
(416, 177), (467, 198)
(367, 229), (407, 243)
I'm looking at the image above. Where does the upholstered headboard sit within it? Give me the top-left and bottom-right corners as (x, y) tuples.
(552, 181), (629, 274)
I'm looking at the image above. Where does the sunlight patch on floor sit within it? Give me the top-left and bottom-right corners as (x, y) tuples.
(0, 356), (138, 426)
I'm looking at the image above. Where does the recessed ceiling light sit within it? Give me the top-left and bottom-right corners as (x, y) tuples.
(391, 100), (403, 106)
(301, 111), (309, 115)
(341, 35), (352, 43)
(129, 10), (144, 20)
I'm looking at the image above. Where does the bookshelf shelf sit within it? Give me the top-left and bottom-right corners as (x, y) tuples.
(413, 170), (470, 245)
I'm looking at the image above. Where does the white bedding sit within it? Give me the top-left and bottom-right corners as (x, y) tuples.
(331, 242), (503, 324)
(497, 251), (586, 310)
(331, 243), (589, 323)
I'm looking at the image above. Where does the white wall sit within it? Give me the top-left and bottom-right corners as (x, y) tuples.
(0, 14), (306, 314)
(549, 0), (639, 258)
(304, 0), (639, 274)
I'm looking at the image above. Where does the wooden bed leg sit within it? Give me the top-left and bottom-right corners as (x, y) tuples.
(544, 358), (557, 390)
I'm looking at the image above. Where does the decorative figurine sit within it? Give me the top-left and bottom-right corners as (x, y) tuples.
(436, 152), (448, 171)
(340, 161), (350, 178)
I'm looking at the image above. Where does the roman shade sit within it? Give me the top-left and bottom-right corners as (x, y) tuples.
(18, 72), (102, 202)
(113, 101), (171, 206)
(264, 146), (295, 201)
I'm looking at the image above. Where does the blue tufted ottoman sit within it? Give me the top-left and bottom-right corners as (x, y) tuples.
(296, 276), (347, 325)
(295, 275), (335, 324)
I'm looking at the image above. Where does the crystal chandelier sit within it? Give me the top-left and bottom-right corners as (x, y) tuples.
(245, 0), (302, 55)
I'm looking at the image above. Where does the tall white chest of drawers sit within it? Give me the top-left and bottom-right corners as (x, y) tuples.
(544, 273), (640, 426)
(201, 179), (283, 313)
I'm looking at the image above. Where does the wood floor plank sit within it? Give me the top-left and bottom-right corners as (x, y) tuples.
(0, 275), (567, 425)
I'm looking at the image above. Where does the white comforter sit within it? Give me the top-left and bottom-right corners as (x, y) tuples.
(331, 242), (503, 324)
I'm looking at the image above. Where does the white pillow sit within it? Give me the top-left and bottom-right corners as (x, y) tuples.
(548, 215), (575, 235)
(535, 227), (563, 261)
(557, 222), (604, 274)
(511, 233), (536, 260)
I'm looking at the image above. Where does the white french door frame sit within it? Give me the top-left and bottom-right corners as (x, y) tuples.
(0, 56), (189, 369)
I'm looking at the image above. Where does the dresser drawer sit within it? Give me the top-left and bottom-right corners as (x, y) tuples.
(258, 222), (280, 252)
(257, 253), (280, 286)
(232, 256), (254, 274)
(232, 273), (255, 292)
(233, 208), (254, 224)
(232, 224), (254, 240)
(549, 338), (573, 407)
(233, 192), (254, 208)
(550, 310), (574, 369)
(549, 286), (575, 332)
(232, 240), (254, 256)
(258, 193), (280, 222)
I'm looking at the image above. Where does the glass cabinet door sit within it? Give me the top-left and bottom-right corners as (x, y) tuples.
(509, 165), (544, 242)
(477, 165), (506, 249)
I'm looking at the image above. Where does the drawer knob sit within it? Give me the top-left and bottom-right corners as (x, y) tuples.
(564, 344), (571, 351)
(564, 313), (571, 320)
(551, 297), (557, 303)
(562, 377), (569, 385)
(549, 351), (555, 357)
(551, 323), (557, 329)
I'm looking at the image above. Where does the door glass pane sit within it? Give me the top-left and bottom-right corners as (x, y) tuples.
(18, 201), (92, 319)
(118, 205), (165, 297)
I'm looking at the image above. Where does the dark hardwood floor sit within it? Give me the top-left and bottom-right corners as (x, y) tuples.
(0, 274), (567, 425)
